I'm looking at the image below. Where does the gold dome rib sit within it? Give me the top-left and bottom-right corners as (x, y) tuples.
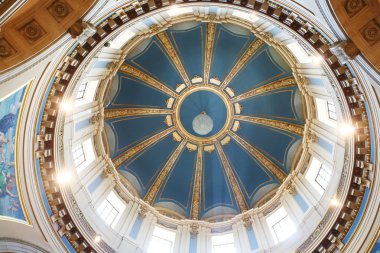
(112, 127), (175, 168)
(190, 145), (203, 220)
(120, 64), (178, 98)
(229, 131), (287, 182)
(156, 31), (192, 87)
(204, 22), (217, 83)
(235, 115), (304, 136)
(232, 77), (297, 102)
(144, 140), (187, 204)
(220, 38), (265, 89)
(104, 108), (172, 119)
(215, 142), (249, 212)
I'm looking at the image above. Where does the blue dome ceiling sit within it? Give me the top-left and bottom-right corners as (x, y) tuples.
(104, 22), (305, 221)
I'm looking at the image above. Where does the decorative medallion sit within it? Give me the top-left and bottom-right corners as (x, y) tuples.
(345, 0), (367, 17)
(0, 38), (16, 58)
(19, 20), (46, 44)
(361, 18), (380, 45)
(47, 0), (72, 23)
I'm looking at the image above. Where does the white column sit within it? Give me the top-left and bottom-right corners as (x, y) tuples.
(252, 214), (271, 249)
(138, 214), (156, 251)
(234, 221), (250, 253)
(121, 202), (140, 236)
(295, 175), (324, 217)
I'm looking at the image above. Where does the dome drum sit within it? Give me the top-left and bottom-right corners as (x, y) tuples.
(31, 2), (373, 253)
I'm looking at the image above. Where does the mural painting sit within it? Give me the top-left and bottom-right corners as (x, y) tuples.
(0, 86), (27, 221)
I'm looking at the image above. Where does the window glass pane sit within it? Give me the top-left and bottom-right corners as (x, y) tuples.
(76, 82), (88, 99)
(97, 199), (119, 226)
(212, 233), (236, 253)
(266, 207), (296, 244)
(72, 144), (86, 167)
(327, 101), (337, 121)
(315, 164), (332, 190)
(96, 191), (126, 227)
(148, 226), (176, 253)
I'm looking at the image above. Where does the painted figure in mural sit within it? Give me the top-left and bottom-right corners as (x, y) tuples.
(0, 113), (15, 164)
(0, 167), (16, 198)
(0, 132), (9, 164)
(0, 88), (25, 220)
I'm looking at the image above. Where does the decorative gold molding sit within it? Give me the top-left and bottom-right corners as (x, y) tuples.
(235, 115), (304, 136)
(233, 77), (296, 102)
(220, 38), (265, 89)
(215, 142), (249, 212)
(190, 146), (202, 220)
(204, 22), (216, 83)
(172, 84), (234, 144)
(112, 127), (175, 168)
(229, 131), (287, 182)
(120, 64), (178, 98)
(104, 108), (172, 119)
(144, 140), (187, 204)
(156, 32), (192, 87)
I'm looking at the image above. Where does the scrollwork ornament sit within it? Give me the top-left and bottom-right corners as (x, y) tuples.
(242, 214), (252, 227)
(138, 205), (149, 218)
(190, 223), (199, 235)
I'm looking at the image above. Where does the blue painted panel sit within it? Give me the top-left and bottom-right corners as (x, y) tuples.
(87, 174), (103, 194)
(371, 236), (380, 252)
(318, 137), (333, 153)
(0, 86), (27, 221)
(168, 24), (204, 79)
(239, 88), (302, 124)
(246, 227), (259, 250)
(156, 148), (196, 213)
(222, 139), (276, 205)
(343, 188), (369, 244)
(237, 122), (297, 170)
(75, 119), (90, 131)
(308, 77), (324, 86)
(108, 116), (167, 157)
(189, 236), (197, 253)
(179, 90), (227, 137)
(130, 39), (183, 90)
(110, 74), (170, 108)
(229, 46), (291, 94)
(202, 150), (237, 213)
(294, 192), (309, 213)
(62, 236), (76, 253)
(210, 25), (253, 81)
(122, 135), (179, 194)
(129, 217), (143, 239)
(94, 61), (110, 68)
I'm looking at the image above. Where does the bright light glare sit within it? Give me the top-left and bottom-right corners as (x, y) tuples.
(56, 171), (72, 185)
(94, 235), (101, 243)
(311, 55), (323, 65)
(331, 197), (339, 207)
(60, 102), (73, 112)
(340, 124), (356, 135)
(249, 13), (259, 22)
(168, 5), (179, 16)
